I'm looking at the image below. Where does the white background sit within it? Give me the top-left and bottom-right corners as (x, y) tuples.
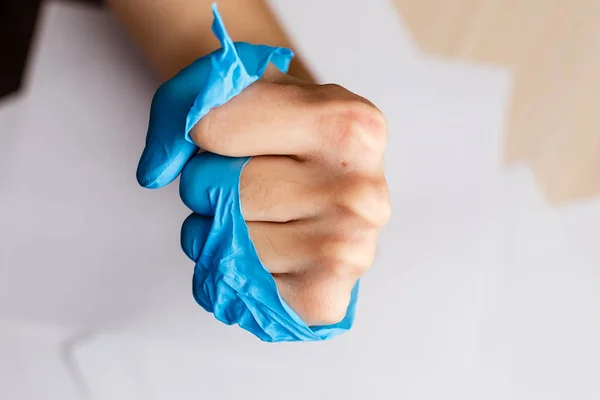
(1, 1), (600, 399)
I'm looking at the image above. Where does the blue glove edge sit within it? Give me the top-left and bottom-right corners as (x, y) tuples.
(136, 3), (293, 190)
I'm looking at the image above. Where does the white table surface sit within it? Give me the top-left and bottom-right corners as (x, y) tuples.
(1, 1), (599, 399)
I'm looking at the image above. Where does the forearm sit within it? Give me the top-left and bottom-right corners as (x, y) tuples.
(107, 0), (312, 81)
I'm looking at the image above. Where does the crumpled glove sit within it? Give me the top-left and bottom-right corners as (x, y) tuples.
(137, 4), (389, 342)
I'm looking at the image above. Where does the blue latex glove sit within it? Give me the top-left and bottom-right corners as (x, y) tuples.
(179, 153), (359, 342)
(136, 4), (293, 189)
(137, 4), (359, 342)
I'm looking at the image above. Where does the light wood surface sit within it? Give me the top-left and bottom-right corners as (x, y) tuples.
(394, 0), (600, 204)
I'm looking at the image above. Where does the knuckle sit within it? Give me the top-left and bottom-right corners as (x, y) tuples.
(320, 98), (388, 156)
(318, 242), (374, 276)
(320, 256), (351, 275)
(337, 179), (392, 227)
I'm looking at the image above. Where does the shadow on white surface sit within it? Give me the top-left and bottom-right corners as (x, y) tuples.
(0, 320), (82, 400)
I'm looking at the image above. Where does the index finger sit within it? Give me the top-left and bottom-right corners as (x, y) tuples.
(189, 78), (386, 164)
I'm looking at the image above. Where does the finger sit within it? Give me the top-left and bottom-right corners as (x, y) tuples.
(180, 153), (328, 222)
(190, 79), (387, 164)
(247, 217), (377, 275)
(179, 152), (249, 217)
(188, 77), (314, 158)
(188, 73), (376, 160)
(246, 221), (315, 274)
(274, 270), (357, 327)
(181, 213), (213, 262)
(240, 156), (327, 222)
(136, 63), (206, 189)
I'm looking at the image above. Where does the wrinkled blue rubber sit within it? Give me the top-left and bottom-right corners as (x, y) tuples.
(180, 153), (360, 342)
(137, 4), (359, 342)
(136, 4), (293, 189)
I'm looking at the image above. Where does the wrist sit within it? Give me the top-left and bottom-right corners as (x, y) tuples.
(109, 0), (312, 82)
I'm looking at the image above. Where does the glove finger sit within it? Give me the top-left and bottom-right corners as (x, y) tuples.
(181, 213), (214, 262)
(179, 151), (250, 217)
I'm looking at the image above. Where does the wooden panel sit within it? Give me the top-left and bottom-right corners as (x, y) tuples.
(395, 0), (600, 203)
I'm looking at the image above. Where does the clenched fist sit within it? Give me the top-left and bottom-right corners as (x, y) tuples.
(179, 67), (390, 326)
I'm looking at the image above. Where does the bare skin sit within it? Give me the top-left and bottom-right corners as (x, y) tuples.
(108, 0), (390, 326)
(107, 0), (312, 81)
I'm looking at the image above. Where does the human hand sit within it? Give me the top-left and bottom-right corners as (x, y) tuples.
(179, 67), (390, 326)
